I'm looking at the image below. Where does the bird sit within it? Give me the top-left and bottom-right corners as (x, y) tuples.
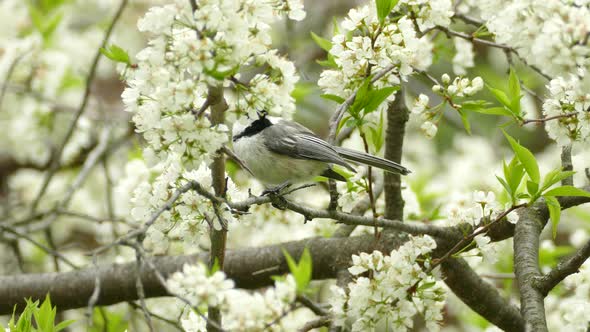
(231, 112), (411, 189)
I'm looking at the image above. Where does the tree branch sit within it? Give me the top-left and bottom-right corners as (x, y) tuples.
(206, 84), (229, 332)
(535, 238), (590, 296)
(384, 90), (409, 221)
(513, 207), (547, 332)
(441, 258), (525, 332)
(29, 0), (129, 213)
(0, 234), (405, 315)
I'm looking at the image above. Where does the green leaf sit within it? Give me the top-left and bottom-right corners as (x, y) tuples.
(367, 111), (385, 152)
(504, 157), (525, 195)
(209, 258), (221, 275)
(458, 110), (471, 135)
(316, 57), (338, 68)
(508, 68), (521, 107)
(417, 281), (436, 291)
(487, 85), (512, 109)
(544, 195), (561, 239)
(541, 170), (576, 193)
(526, 180), (538, 196)
(282, 248), (312, 294)
(497, 175), (513, 198)
(460, 100), (491, 112)
(503, 131), (540, 184)
(55, 319), (75, 332)
(100, 44), (131, 65)
(376, 0), (399, 23)
(89, 308), (127, 332)
(41, 12), (63, 41)
(310, 32), (332, 52)
(320, 94), (345, 104)
(543, 186), (590, 198)
(471, 106), (514, 116)
(350, 78), (371, 116)
(363, 86), (398, 114)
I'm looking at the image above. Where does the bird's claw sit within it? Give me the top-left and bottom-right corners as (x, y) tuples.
(262, 182), (292, 196)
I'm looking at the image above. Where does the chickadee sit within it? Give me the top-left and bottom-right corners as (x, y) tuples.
(231, 113), (411, 186)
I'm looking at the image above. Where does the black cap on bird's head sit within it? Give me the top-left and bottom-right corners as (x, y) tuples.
(256, 110), (269, 119)
(233, 110), (273, 141)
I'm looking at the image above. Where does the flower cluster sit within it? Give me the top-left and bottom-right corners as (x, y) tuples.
(330, 235), (446, 332)
(481, 1), (590, 78)
(167, 263), (235, 309)
(129, 159), (244, 254)
(123, 0), (304, 167)
(452, 37), (475, 75)
(445, 191), (518, 263)
(396, 0), (454, 30)
(433, 74), (484, 98)
(546, 262), (590, 331)
(121, 0), (306, 251)
(168, 263), (299, 331)
(0, 1), (108, 167)
(318, 5), (433, 100)
(542, 71), (590, 146)
(412, 74), (484, 139)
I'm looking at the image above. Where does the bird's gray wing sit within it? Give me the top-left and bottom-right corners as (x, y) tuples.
(333, 146), (411, 175)
(262, 122), (355, 171)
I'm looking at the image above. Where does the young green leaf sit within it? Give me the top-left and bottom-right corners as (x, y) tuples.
(544, 195), (561, 239)
(543, 186), (590, 198)
(496, 175), (513, 199)
(316, 57), (338, 68)
(471, 107), (514, 116)
(310, 32), (332, 52)
(508, 68), (522, 113)
(487, 85), (512, 109)
(362, 86), (398, 114)
(526, 180), (539, 196)
(376, 0), (399, 23)
(504, 157), (525, 195)
(320, 94), (346, 104)
(540, 170), (576, 193)
(458, 110), (471, 135)
(503, 131), (540, 184)
(350, 77), (372, 116)
(100, 44), (131, 65)
(282, 248), (313, 294)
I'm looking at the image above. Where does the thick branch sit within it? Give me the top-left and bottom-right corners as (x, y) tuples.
(441, 258), (524, 332)
(384, 91), (409, 221)
(514, 207), (547, 332)
(207, 83), (228, 331)
(0, 234), (404, 315)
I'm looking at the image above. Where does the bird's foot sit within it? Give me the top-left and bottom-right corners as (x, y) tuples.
(262, 182), (292, 196)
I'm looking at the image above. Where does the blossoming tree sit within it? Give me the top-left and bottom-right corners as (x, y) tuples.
(1, 0), (590, 331)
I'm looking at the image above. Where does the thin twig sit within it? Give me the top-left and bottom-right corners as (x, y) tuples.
(298, 316), (331, 332)
(535, 238), (590, 296)
(86, 255), (101, 325)
(30, 0), (128, 213)
(0, 224), (78, 268)
(429, 204), (527, 270)
(434, 25), (552, 80)
(296, 295), (329, 316)
(90, 181), (197, 256)
(134, 247), (155, 332)
(521, 113), (577, 125)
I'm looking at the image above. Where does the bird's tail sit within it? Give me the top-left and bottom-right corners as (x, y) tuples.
(334, 147), (411, 175)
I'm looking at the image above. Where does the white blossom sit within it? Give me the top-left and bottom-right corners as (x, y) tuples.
(331, 236), (445, 332)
